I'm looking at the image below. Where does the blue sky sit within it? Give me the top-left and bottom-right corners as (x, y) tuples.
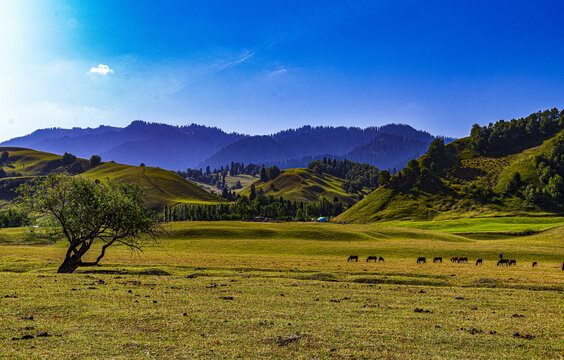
(1, 0), (564, 141)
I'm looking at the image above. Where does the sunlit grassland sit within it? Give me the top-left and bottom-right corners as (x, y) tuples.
(380, 216), (564, 234)
(0, 221), (563, 359)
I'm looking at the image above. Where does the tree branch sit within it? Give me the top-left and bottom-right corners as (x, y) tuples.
(79, 238), (116, 267)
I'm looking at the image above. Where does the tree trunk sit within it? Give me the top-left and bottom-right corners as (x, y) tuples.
(57, 255), (82, 273)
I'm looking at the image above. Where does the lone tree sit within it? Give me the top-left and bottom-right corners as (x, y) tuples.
(61, 152), (77, 165)
(90, 154), (102, 167)
(16, 174), (158, 273)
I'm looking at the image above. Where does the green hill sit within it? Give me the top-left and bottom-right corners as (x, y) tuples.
(240, 168), (359, 205)
(0, 147), (222, 210)
(338, 109), (564, 223)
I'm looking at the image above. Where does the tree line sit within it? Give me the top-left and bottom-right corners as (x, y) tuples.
(525, 132), (564, 207)
(175, 162), (264, 190)
(162, 195), (345, 222)
(471, 108), (564, 154)
(0, 209), (29, 228)
(307, 157), (389, 194)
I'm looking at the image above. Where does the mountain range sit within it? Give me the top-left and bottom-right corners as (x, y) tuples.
(1, 121), (453, 171)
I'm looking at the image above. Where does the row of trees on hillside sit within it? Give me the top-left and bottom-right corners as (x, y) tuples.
(382, 138), (453, 191)
(525, 133), (564, 206)
(307, 158), (382, 193)
(175, 162), (263, 190)
(162, 195), (345, 222)
(260, 166), (281, 182)
(471, 108), (564, 154)
(0, 209), (29, 228)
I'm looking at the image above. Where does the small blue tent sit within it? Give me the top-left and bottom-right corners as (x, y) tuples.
(317, 217), (328, 223)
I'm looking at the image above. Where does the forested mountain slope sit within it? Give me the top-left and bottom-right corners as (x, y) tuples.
(337, 108), (564, 223)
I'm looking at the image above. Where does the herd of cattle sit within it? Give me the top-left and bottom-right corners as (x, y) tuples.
(347, 255), (564, 270)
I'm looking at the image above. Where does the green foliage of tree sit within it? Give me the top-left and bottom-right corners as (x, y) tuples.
(0, 151), (8, 163)
(61, 152), (77, 165)
(90, 154), (102, 167)
(139, 162), (146, 167)
(460, 184), (496, 203)
(471, 108), (564, 154)
(505, 172), (522, 194)
(529, 132), (564, 207)
(0, 209), (30, 228)
(249, 184), (257, 201)
(544, 174), (564, 201)
(0, 168), (6, 179)
(266, 166), (281, 180)
(378, 170), (391, 187)
(525, 184), (544, 206)
(307, 158), (380, 193)
(163, 194), (345, 222)
(16, 174), (158, 273)
(260, 167), (268, 182)
(426, 138), (445, 159)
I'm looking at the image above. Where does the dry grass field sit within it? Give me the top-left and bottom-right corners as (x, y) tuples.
(0, 221), (563, 359)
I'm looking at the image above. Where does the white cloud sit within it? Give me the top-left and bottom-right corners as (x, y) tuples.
(89, 64), (114, 75)
(270, 68), (287, 76)
(215, 51), (255, 71)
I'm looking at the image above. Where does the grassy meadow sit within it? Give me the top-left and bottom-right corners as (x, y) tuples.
(0, 220), (563, 359)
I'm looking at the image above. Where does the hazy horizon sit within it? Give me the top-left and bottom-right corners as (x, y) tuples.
(2, 1), (564, 142)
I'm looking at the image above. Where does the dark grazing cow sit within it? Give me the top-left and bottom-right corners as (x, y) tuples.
(532, 261), (538, 268)
(417, 257), (426, 264)
(475, 259), (482, 266)
(378, 257), (385, 262)
(562, 262), (564, 271)
(497, 259), (510, 266)
(451, 257), (458, 263)
(508, 259), (516, 266)
(347, 255), (358, 262)
(457, 257), (468, 263)
(366, 256), (378, 262)
(433, 257), (442, 263)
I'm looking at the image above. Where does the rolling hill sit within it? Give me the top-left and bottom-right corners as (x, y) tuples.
(0, 147), (222, 210)
(337, 109), (564, 223)
(240, 168), (360, 205)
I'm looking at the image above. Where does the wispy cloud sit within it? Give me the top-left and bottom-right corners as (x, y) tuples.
(269, 68), (287, 76)
(89, 64), (114, 75)
(216, 51), (255, 71)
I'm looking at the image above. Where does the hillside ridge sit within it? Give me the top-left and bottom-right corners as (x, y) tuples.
(0, 147), (222, 210)
(337, 108), (564, 223)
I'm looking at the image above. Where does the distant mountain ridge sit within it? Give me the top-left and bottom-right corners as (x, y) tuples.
(2, 121), (453, 171)
(201, 124), (451, 170)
